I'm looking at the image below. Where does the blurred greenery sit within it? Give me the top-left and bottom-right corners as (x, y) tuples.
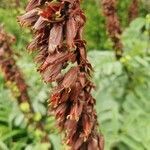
(0, 0), (150, 150)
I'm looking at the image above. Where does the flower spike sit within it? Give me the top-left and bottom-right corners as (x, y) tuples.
(18, 0), (104, 149)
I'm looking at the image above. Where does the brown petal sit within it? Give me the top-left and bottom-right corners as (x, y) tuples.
(50, 92), (60, 107)
(0, 47), (4, 56)
(73, 137), (84, 150)
(69, 82), (82, 102)
(40, 52), (68, 71)
(27, 38), (38, 51)
(35, 46), (47, 63)
(33, 16), (48, 30)
(65, 119), (77, 134)
(68, 101), (83, 121)
(78, 72), (86, 87)
(82, 114), (93, 139)
(54, 103), (67, 118)
(62, 67), (78, 88)
(42, 63), (62, 82)
(88, 138), (99, 150)
(79, 47), (87, 61)
(26, 0), (43, 11)
(66, 17), (77, 49)
(18, 9), (39, 27)
(59, 89), (70, 103)
(65, 120), (77, 144)
(27, 34), (44, 51)
(54, 73), (64, 82)
(48, 24), (63, 53)
(63, 0), (75, 4)
(98, 135), (104, 150)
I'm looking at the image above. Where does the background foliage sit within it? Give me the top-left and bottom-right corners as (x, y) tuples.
(0, 0), (150, 150)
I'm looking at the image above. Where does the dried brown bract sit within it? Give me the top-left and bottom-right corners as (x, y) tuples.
(18, 0), (104, 149)
(128, 0), (139, 23)
(102, 0), (123, 59)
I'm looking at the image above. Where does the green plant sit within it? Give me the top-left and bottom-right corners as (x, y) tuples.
(88, 15), (150, 150)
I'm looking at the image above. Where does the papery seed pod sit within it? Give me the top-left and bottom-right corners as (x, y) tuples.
(102, 0), (123, 59)
(18, 0), (104, 149)
(128, 0), (139, 23)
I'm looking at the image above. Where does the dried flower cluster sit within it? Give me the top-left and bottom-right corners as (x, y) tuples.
(0, 25), (32, 109)
(102, 0), (123, 59)
(128, 0), (139, 23)
(0, 25), (51, 143)
(18, 0), (104, 149)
